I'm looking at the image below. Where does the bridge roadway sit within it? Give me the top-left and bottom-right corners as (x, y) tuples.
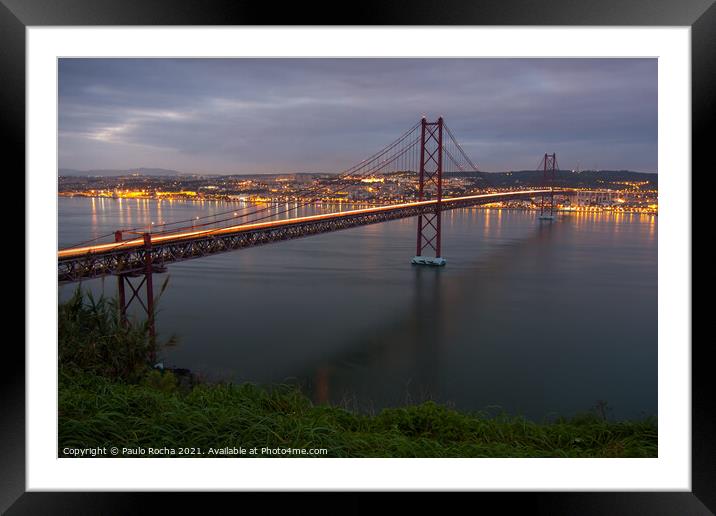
(58, 189), (551, 283)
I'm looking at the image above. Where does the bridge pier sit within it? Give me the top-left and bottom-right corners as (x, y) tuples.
(412, 116), (446, 267)
(114, 231), (159, 363)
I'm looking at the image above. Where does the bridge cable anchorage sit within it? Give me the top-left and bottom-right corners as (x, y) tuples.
(538, 153), (559, 221)
(72, 121), (422, 255)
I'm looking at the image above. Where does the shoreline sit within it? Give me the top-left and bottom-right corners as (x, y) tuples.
(58, 193), (658, 215)
(59, 366), (658, 458)
(57, 255), (658, 459)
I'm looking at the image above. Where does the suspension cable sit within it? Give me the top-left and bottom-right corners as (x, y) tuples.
(78, 123), (422, 253)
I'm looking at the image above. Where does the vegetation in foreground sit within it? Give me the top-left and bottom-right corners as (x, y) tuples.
(58, 289), (658, 458)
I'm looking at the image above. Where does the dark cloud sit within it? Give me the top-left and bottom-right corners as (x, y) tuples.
(58, 58), (657, 173)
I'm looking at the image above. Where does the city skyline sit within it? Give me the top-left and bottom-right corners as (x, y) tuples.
(59, 58), (658, 175)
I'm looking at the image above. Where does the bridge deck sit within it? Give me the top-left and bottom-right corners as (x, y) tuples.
(58, 190), (549, 283)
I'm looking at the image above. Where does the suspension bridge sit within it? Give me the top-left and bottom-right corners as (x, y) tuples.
(58, 117), (559, 347)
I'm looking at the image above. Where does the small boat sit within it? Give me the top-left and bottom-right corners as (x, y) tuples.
(539, 214), (556, 221)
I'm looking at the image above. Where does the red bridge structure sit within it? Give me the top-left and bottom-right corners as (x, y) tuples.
(538, 152), (559, 220)
(58, 117), (559, 348)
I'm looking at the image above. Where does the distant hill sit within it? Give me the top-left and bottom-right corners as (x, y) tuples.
(446, 169), (657, 189)
(58, 167), (657, 189)
(59, 167), (185, 177)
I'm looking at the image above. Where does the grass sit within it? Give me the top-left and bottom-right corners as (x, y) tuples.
(58, 288), (658, 458)
(59, 287), (165, 381)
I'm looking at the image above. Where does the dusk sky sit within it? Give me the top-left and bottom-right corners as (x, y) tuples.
(58, 58), (657, 174)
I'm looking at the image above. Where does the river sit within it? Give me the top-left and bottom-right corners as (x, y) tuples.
(58, 196), (657, 420)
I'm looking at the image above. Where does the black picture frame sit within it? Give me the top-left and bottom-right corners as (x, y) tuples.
(4, 0), (710, 513)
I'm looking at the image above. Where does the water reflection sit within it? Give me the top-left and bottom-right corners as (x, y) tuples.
(59, 197), (657, 420)
(302, 222), (561, 411)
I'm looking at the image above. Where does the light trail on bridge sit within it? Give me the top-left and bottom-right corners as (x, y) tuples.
(57, 189), (551, 283)
(59, 190), (550, 259)
(57, 114), (567, 351)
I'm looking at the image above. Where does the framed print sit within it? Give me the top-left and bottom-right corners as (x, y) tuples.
(4, 0), (711, 513)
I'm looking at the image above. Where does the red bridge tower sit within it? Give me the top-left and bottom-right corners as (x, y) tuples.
(539, 152), (558, 220)
(412, 117), (446, 266)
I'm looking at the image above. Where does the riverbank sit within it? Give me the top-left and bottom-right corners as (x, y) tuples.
(57, 192), (657, 215)
(58, 289), (657, 458)
(59, 367), (657, 458)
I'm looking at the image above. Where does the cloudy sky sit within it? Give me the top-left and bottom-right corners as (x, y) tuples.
(58, 58), (657, 174)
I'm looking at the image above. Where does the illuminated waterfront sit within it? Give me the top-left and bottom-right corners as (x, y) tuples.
(59, 196), (657, 420)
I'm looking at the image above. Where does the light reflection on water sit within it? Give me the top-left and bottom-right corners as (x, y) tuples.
(59, 197), (657, 420)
